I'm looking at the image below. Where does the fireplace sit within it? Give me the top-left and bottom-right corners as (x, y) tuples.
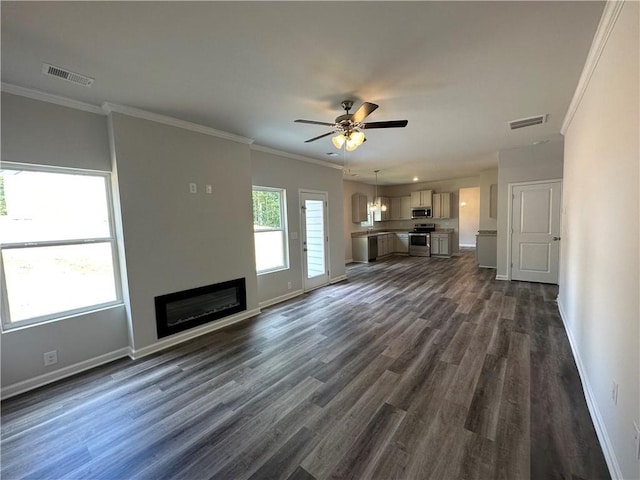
(155, 278), (247, 338)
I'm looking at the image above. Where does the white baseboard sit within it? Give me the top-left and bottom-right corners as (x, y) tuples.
(129, 308), (261, 359)
(345, 258), (354, 265)
(1, 347), (130, 400)
(557, 298), (622, 480)
(459, 243), (476, 248)
(495, 274), (509, 281)
(330, 274), (348, 284)
(259, 290), (304, 309)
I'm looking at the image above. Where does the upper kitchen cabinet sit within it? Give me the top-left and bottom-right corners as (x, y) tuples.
(432, 192), (451, 219)
(410, 190), (433, 208)
(373, 197), (390, 221)
(351, 192), (368, 223)
(390, 196), (411, 220)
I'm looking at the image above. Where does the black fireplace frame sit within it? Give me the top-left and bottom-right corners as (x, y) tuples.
(155, 278), (247, 339)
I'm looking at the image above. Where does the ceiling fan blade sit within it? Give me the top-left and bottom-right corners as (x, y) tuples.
(304, 131), (337, 143)
(351, 102), (379, 123)
(295, 119), (335, 127)
(363, 120), (408, 129)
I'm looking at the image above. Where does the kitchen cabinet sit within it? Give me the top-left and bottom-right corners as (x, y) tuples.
(395, 233), (409, 254)
(431, 232), (452, 257)
(391, 196), (412, 220)
(410, 190), (433, 208)
(432, 192), (451, 219)
(352, 193), (368, 223)
(379, 234), (390, 256)
(373, 197), (391, 221)
(352, 236), (375, 262)
(476, 230), (497, 268)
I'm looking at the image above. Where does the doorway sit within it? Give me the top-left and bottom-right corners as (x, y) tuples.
(300, 191), (329, 291)
(509, 180), (562, 284)
(459, 187), (480, 247)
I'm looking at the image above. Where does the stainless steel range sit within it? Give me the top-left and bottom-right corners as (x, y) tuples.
(408, 223), (436, 257)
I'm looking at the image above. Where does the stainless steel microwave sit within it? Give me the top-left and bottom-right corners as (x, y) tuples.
(411, 207), (432, 219)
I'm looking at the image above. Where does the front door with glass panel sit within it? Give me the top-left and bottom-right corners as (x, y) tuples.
(300, 191), (329, 291)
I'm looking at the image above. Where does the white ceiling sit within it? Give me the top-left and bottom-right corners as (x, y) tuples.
(1, 1), (604, 185)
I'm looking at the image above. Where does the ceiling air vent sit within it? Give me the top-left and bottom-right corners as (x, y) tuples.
(42, 63), (94, 87)
(508, 114), (547, 130)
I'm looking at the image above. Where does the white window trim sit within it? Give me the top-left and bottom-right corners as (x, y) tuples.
(252, 185), (289, 275)
(0, 162), (123, 331)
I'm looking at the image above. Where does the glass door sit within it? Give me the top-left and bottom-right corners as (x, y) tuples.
(300, 191), (329, 291)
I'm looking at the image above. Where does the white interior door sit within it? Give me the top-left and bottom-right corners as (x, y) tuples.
(300, 191), (329, 291)
(510, 181), (562, 283)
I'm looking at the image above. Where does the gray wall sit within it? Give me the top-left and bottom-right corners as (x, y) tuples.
(252, 149), (345, 303)
(559, 2), (639, 477)
(478, 168), (498, 231)
(496, 141), (564, 278)
(109, 113), (259, 352)
(1, 93), (111, 171)
(0, 93), (129, 390)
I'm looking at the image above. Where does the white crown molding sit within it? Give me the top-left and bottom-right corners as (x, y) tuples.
(561, 0), (625, 135)
(102, 102), (254, 145)
(1, 82), (105, 115)
(251, 144), (344, 171)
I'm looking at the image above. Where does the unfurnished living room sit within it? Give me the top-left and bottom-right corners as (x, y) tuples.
(0, 2), (638, 479)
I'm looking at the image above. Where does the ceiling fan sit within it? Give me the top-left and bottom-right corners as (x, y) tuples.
(295, 100), (408, 151)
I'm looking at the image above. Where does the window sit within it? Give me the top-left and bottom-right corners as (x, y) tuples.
(0, 164), (121, 329)
(252, 187), (289, 274)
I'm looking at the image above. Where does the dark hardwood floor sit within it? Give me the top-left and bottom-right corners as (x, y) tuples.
(1, 250), (610, 479)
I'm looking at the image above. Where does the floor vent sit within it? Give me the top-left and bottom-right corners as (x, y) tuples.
(42, 63), (94, 87)
(508, 114), (547, 130)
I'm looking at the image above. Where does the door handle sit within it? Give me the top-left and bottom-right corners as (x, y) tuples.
(552, 236), (561, 241)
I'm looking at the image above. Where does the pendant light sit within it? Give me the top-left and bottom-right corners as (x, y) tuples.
(369, 170), (387, 213)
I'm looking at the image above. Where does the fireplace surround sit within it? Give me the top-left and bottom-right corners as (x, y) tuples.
(154, 278), (247, 339)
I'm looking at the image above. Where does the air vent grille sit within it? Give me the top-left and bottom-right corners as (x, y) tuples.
(509, 114), (547, 130)
(42, 63), (94, 87)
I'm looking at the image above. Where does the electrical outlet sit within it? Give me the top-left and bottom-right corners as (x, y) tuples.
(287, 282), (292, 290)
(611, 380), (619, 405)
(189, 183), (197, 194)
(43, 350), (58, 366)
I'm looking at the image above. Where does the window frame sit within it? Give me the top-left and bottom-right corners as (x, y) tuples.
(252, 185), (289, 275)
(0, 162), (123, 331)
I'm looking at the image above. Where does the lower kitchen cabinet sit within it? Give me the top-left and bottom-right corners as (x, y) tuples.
(431, 232), (452, 257)
(395, 233), (409, 254)
(379, 234), (390, 257)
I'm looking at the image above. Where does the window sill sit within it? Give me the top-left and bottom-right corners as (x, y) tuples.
(1, 302), (126, 334)
(257, 266), (290, 276)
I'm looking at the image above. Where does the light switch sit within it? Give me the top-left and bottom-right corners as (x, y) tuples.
(189, 183), (197, 194)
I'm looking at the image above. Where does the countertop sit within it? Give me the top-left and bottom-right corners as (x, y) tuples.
(352, 228), (454, 238)
(351, 229), (410, 238)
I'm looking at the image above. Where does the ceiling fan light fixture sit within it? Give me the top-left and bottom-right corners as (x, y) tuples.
(332, 134), (346, 149)
(344, 130), (365, 151)
(345, 140), (359, 152)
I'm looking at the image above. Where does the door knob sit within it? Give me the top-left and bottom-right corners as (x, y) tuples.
(552, 236), (561, 241)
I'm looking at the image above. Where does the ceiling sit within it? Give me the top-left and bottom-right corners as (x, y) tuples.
(1, 1), (604, 185)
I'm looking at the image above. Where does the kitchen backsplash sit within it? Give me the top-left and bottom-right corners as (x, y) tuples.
(375, 218), (457, 231)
